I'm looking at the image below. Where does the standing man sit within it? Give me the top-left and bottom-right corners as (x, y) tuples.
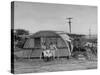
(50, 42), (58, 59)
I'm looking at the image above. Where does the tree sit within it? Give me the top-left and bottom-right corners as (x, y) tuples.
(14, 29), (29, 48)
(15, 29), (29, 35)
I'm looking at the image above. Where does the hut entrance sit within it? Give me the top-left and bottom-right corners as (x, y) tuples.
(34, 37), (41, 48)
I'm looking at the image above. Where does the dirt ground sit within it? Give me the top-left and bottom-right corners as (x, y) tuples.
(14, 58), (97, 74)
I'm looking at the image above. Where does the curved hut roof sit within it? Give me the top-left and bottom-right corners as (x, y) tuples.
(30, 30), (71, 42)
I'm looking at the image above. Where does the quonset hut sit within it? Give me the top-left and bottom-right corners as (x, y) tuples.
(23, 31), (73, 58)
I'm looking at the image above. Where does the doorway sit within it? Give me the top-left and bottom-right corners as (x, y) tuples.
(34, 37), (41, 48)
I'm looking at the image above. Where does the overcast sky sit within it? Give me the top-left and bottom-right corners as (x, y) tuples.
(14, 1), (97, 35)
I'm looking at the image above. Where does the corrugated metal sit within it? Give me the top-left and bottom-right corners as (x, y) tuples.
(23, 39), (34, 48)
(15, 49), (70, 58)
(23, 31), (72, 57)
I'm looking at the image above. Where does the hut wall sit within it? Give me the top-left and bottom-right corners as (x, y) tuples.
(23, 39), (34, 48)
(57, 38), (66, 48)
(32, 48), (70, 57)
(15, 48), (70, 58)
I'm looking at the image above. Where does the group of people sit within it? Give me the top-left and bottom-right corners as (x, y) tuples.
(41, 42), (58, 61)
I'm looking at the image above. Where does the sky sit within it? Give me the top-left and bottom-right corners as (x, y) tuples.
(14, 1), (97, 35)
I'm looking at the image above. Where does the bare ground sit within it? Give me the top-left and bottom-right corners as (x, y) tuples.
(14, 58), (97, 74)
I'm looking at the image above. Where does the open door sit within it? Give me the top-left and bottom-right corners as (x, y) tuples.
(34, 37), (41, 48)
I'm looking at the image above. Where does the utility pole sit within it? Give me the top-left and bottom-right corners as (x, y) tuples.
(89, 28), (91, 39)
(66, 17), (73, 34)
